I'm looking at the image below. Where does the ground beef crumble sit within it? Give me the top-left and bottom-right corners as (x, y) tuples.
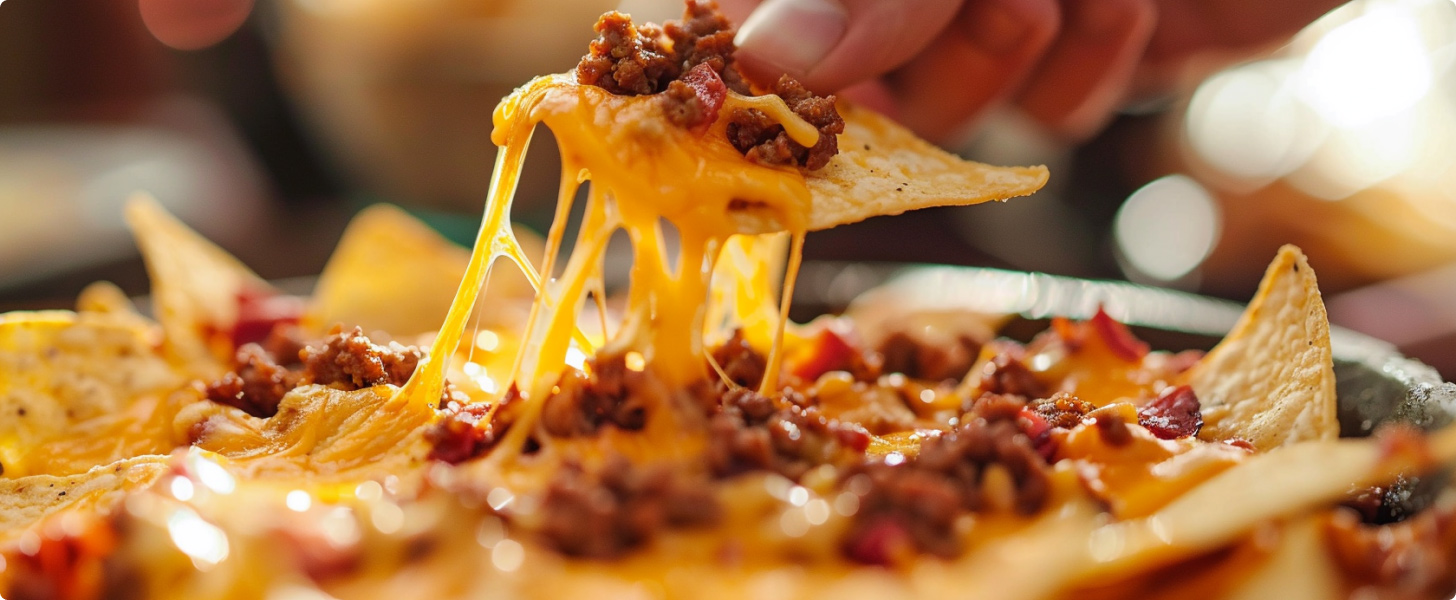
(425, 386), (517, 464)
(538, 457), (721, 558)
(204, 325), (425, 418)
(710, 329), (768, 389)
(976, 351), (1048, 398)
(878, 331), (980, 382)
(706, 387), (870, 480)
(540, 352), (655, 437)
(575, 1), (842, 169)
(726, 76), (845, 170)
(841, 393), (1053, 565)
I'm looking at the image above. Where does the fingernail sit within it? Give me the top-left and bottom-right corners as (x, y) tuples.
(967, 2), (1030, 56)
(734, 0), (848, 77)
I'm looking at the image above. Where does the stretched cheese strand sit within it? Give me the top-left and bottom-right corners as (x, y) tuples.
(398, 120), (536, 408)
(757, 231), (804, 395)
(420, 74), (822, 461)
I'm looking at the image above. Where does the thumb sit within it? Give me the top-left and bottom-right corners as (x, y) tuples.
(733, 0), (964, 93)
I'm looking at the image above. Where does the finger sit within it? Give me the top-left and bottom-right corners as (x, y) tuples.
(884, 0), (1062, 142)
(137, 0), (254, 50)
(838, 79), (900, 119)
(1014, 0), (1156, 141)
(734, 0), (965, 93)
(1148, 0), (1346, 63)
(717, 0), (762, 25)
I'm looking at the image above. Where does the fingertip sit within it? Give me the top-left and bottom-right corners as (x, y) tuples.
(1016, 0), (1157, 141)
(138, 0), (254, 50)
(717, 0), (761, 25)
(733, 0), (850, 87)
(837, 80), (899, 120)
(799, 0), (963, 92)
(887, 0), (1061, 142)
(966, 0), (1062, 57)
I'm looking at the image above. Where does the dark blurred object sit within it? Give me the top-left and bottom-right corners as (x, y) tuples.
(0, 0), (349, 307)
(266, 0), (621, 212)
(1329, 263), (1456, 380)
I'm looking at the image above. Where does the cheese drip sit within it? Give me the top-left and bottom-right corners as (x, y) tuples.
(399, 74), (824, 458)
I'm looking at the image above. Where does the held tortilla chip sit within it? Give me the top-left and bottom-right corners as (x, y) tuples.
(308, 204), (540, 338)
(125, 193), (272, 369)
(801, 103), (1048, 231)
(1184, 245), (1338, 450)
(511, 76), (1046, 238)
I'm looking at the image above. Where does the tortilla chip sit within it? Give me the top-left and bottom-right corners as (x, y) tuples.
(308, 204), (539, 338)
(0, 311), (182, 477)
(0, 456), (168, 544)
(76, 281), (140, 316)
(1221, 517), (1341, 600)
(950, 426), (1445, 599)
(1185, 245), (1338, 450)
(802, 103), (1048, 231)
(124, 193), (271, 368)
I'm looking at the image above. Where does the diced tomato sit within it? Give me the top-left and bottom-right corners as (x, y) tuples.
(231, 287), (304, 349)
(1138, 385), (1203, 439)
(681, 62), (727, 130)
(833, 424), (872, 453)
(844, 518), (912, 566)
(790, 325), (860, 382)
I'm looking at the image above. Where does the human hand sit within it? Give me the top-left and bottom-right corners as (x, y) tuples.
(138, 0), (254, 50)
(721, 0), (1345, 143)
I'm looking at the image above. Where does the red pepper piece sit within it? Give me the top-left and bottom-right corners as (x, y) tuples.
(1138, 384), (1203, 439)
(231, 287), (304, 349)
(1090, 308), (1150, 362)
(681, 62), (727, 130)
(791, 326), (859, 382)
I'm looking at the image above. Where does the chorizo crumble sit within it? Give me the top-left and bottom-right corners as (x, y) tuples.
(575, 0), (844, 170)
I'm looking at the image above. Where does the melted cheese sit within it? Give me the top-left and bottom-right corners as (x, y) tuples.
(400, 73), (824, 463)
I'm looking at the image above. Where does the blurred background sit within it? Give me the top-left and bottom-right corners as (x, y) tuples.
(0, 0), (1452, 374)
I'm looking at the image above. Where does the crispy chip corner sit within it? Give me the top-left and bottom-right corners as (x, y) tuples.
(1186, 244), (1339, 450)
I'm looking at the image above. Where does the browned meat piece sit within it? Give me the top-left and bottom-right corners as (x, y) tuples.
(300, 327), (420, 389)
(575, 12), (679, 95)
(538, 457), (721, 558)
(204, 343), (302, 418)
(841, 397), (1052, 564)
(710, 330), (768, 389)
(977, 353), (1047, 399)
(575, 2), (843, 168)
(878, 331), (980, 382)
(204, 324), (426, 418)
(539, 353), (653, 438)
(705, 387), (869, 480)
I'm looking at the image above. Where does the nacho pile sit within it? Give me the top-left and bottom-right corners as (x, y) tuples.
(3, 2), (1456, 599)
